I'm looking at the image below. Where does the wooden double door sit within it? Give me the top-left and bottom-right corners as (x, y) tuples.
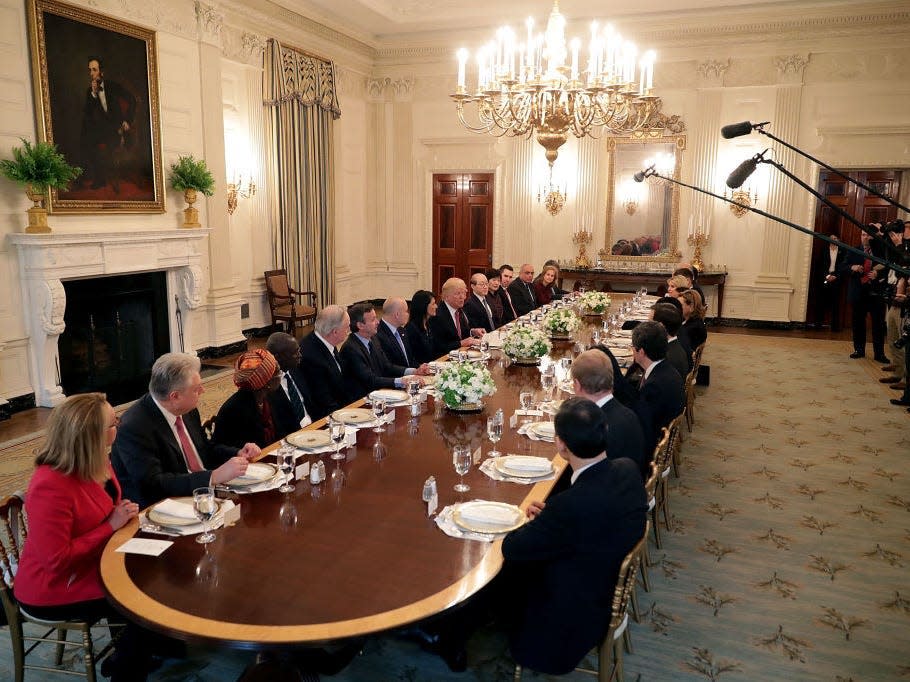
(431, 173), (494, 293)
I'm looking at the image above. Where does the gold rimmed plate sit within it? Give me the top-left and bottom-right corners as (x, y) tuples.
(224, 462), (278, 487)
(528, 422), (556, 440)
(287, 430), (333, 449)
(147, 497), (223, 528)
(369, 389), (410, 405)
(448, 349), (485, 361)
(331, 408), (374, 425)
(453, 501), (526, 534)
(493, 456), (554, 479)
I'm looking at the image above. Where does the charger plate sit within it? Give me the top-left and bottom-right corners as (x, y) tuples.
(453, 501), (526, 534)
(148, 497), (223, 528)
(287, 430), (333, 449)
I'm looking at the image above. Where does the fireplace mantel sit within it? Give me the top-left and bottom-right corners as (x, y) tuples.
(9, 230), (211, 407)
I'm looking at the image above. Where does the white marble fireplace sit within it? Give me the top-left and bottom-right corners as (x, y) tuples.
(9, 230), (210, 407)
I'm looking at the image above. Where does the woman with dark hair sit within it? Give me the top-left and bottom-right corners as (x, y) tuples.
(406, 289), (438, 364)
(13, 393), (155, 681)
(533, 265), (559, 306)
(678, 289), (708, 348)
(485, 269), (505, 328)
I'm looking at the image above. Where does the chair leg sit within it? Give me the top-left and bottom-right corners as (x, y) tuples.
(513, 663), (523, 681)
(55, 627), (67, 664)
(623, 628), (633, 655)
(661, 486), (672, 532)
(651, 507), (662, 548)
(612, 637), (625, 682)
(9, 619), (26, 682)
(630, 581), (641, 623)
(639, 544), (652, 591)
(81, 627), (97, 682)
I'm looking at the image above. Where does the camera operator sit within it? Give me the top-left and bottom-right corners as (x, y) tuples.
(881, 224), (908, 389)
(841, 226), (889, 363)
(888, 220), (910, 410)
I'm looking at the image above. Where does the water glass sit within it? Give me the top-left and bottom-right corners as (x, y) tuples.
(193, 487), (217, 544)
(453, 445), (471, 492)
(330, 420), (346, 461)
(487, 416), (503, 458)
(479, 337), (490, 355)
(372, 398), (387, 433)
(541, 372), (556, 403)
(592, 329), (602, 345)
(277, 447), (296, 493)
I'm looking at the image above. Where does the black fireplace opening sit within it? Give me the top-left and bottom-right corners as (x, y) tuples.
(59, 272), (170, 406)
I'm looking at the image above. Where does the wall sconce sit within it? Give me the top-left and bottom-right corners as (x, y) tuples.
(725, 186), (758, 218)
(227, 174), (256, 215)
(537, 168), (567, 217)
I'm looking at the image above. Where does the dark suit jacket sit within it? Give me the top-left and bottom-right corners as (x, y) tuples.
(494, 288), (517, 324)
(840, 245), (887, 303)
(339, 335), (403, 398)
(501, 457), (647, 675)
(682, 317), (707, 349)
(634, 360), (685, 459)
(666, 339), (690, 380)
(376, 320), (414, 368)
(299, 331), (350, 421)
(508, 279), (538, 317)
(601, 398), (646, 477)
(213, 389), (291, 450)
(404, 320), (436, 364)
(269, 367), (317, 437)
(591, 345), (636, 408)
(428, 305), (470, 356)
(464, 294), (495, 332)
(111, 394), (237, 509)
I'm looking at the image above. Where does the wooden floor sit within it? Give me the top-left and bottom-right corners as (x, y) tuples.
(0, 325), (852, 444)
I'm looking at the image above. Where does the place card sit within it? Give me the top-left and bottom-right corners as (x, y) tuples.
(116, 538), (172, 556)
(344, 426), (358, 446)
(472, 446), (482, 464)
(222, 502), (241, 526)
(516, 409), (544, 417)
(509, 412), (518, 429)
(427, 492), (438, 517)
(295, 461), (310, 480)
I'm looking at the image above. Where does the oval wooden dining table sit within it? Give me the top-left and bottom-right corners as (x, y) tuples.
(100, 347), (578, 650)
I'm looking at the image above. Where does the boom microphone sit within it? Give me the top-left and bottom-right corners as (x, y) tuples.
(720, 120), (770, 139)
(725, 149), (769, 189)
(633, 165), (655, 183)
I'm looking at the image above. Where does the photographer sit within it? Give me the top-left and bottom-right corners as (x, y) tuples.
(882, 224), (909, 389)
(841, 227), (889, 363)
(888, 220), (910, 409)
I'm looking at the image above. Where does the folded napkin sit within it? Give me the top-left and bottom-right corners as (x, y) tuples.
(458, 503), (518, 526)
(533, 423), (556, 438)
(480, 458), (557, 484)
(435, 505), (495, 542)
(152, 498), (196, 520)
(503, 455), (552, 472)
(142, 500), (235, 536)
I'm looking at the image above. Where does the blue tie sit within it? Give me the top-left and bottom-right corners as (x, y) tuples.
(395, 329), (409, 365)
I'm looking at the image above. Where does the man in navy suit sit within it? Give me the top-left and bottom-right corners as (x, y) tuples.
(508, 263), (538, 317)
(428, 277), (483, 356)
(266, 331), (316, 434)
(652, 302), (692, 379)
(495, 264), (519, 324)
(840, 229), (889, 362)
(501, 398), (647, 675)
(571, 350), (646, 477)
(299, 305), (352, 420)
(111, 353), (259, 509)
(629, 321), (685, 460)
(376, 297), (427, 372)
(464, 273), (496, 332)
(340, 303), (426, 398)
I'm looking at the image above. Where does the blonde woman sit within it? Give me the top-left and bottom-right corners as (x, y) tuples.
(14, 393), (153, 680)
(533, 264), (560, 306)
(666, 274), (691, 297)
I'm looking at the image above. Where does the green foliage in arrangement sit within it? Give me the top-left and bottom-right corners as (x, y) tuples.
(0, 138), (82, 190)
(169, 155), (215, 196)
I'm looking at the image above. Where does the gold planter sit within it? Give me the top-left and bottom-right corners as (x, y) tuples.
(181, 188), (201, 228)
(444, 401), (484, 413)
(24, 185), (50, 233)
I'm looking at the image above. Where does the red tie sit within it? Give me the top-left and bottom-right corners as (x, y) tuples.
(175, 415), (204, 472)
(453, 308), (462, 337)
(861, 249), (872, 284)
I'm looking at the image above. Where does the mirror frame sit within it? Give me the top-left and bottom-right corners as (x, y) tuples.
(603, 131), (687, 265)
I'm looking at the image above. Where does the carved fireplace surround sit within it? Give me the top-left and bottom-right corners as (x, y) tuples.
(9, 230), (210, 408)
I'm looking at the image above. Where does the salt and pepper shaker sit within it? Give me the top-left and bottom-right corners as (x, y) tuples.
(309, 459), (326, 484)
(422, 476), (437, 502)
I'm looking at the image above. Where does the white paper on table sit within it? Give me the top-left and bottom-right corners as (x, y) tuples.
(344, 426), (358, 445)
(116, 538), (173, 556)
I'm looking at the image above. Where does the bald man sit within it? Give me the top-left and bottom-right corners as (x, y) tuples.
(508, 263), (538, 317)
(376, 297), (430, 373)
(429, 278), (483, 356)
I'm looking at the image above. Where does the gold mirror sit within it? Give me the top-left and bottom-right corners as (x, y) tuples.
(603, 132), (686, 264)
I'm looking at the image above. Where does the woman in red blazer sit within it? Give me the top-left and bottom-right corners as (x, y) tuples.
(13, 393), (151, 681)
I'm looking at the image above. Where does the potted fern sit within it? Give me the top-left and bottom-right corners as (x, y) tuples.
(0, 138), (81, 233)
(168, 155), (215, 228)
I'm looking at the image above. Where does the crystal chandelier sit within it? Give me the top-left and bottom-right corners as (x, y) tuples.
(451, 1), (659, 167)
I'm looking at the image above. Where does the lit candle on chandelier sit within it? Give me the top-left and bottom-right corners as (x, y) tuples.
(456, 49), (468, 89)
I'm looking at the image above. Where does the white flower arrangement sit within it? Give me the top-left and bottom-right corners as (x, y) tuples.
(542, 308), (581, 336)
(578, 291), (612, 314)
(502, 325), (552, 360)
(436, 362), (496, 407)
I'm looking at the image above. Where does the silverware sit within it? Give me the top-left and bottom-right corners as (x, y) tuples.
(139, 523), (180, 537)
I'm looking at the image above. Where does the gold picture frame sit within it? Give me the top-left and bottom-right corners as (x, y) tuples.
(27, 0), (165, 213)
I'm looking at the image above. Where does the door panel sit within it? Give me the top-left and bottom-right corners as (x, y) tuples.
(432, 173), (494, 293)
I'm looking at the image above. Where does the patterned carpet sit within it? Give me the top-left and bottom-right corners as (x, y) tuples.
(2, 333), (909, 681)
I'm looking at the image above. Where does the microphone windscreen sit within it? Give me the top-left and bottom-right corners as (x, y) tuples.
(721, 121), (754, 139)
(633, 170), (646, 183)
(726, 157), (758, 189)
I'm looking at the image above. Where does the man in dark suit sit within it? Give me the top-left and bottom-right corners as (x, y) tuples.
(508, 263), (538, 317)
(299, 305), (353, 420)
(817, 240), (845, 331)
(464, 273), (496, 332)
(652, 302), (691, 379)
(571, 350), (646, 476)
(111, 353), (258, 509)
(840, 229), (889, 362)
(340, 303), (426, 398)
(501, 398), (647, 675)
(266, 331), (316, 434)
(428, 277), (482, 356)
(81, 57), (136, 191)
(376, 297), (427, 371)
(495, 264), (519, 324)
(629, 321), (685, 460)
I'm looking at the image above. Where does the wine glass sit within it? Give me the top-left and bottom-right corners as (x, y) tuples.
(329, 419), (346, 461)
(407, 379), (421, 404)
(592, 329), (602, 345)
(541, 371), (556, 404)
(372, 398), (387, 433)
(487, 416), (503, 458)
(192, 487), (217, 545)
(453, 445), (471, 492)
(277, 446), (296, 493)
(479, 337), (490, 356)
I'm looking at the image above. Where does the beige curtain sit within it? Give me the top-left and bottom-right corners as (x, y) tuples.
(263, 39), (341, 308)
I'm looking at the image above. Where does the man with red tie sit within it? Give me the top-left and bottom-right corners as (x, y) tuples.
(429, 277), (483, 356)
(111, 352), (259, 509)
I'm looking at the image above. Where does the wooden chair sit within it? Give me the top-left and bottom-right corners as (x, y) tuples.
(264, 269), (318, 337)
(0, 494), (122, 682)
(631, 462), (658, 623)
(686, 342), (706, 432)
(649, 428), (672, 549)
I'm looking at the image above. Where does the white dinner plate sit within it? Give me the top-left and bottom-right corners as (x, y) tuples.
(494, 456), (554, 479)
(147, 497), (223, 528)
(453, 501), (526, 533)
(286, 430), (332, 449)
(448, 349), (485, 361)
(369, 389), (410, 405)
(224, 462), (278, 487)
(528, 421), (556, 440)
(331, 408), (375, 425)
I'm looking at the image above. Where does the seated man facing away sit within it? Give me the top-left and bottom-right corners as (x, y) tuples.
(112, 352), (259, 509)
(652, 301), (692, 379)
(339, 302), (426, 398)
(571, 349), (646, 477)
(501, 398), (647, 675)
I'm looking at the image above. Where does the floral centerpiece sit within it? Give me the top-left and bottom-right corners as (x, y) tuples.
(436, 362), (496, 410)
(502, 326), (552, 364)
(578, 291), (612, 315)
(542, 308), (581, 338)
